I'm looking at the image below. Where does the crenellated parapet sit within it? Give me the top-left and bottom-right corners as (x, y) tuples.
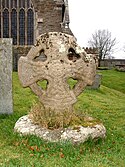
(83, 47), (99, 68)
(83, 47), (99, 55)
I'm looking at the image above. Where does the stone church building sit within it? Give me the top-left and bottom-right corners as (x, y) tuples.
(0, 0), (72, 70)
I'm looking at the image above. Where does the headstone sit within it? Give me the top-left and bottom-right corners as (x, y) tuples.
(88, 74), (102, 89)
(18, 32), (97, 112)
(14, 32), (106, 143)
(115, 64), (125, 72)
(0, 38), (13, 114)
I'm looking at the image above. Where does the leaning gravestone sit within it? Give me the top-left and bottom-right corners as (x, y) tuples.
(0, 38), (13, 114)
(87, 74), (102, 89)
(14, 32), (106, 144)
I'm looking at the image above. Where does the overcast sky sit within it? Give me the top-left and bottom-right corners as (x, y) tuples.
(68, 0), (125, 59)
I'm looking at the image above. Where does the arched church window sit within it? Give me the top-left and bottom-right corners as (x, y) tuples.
(27, 9), (34, 45)
(3, 9), (9, 38)
(19, 9), (25, 45)
(0, 0), (34, 45)
(11, 9), (17, 45)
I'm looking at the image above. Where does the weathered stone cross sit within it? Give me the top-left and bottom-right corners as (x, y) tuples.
(18, 32), (97, 112)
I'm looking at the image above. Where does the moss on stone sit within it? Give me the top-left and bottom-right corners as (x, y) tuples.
(29, 103), (102, 129)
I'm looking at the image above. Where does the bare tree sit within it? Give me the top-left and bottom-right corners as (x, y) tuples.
(123, 44), (125, 52)
(88, 29), (116, 66)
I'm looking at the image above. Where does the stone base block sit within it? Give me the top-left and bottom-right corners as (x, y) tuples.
(14, 115), (106, 144)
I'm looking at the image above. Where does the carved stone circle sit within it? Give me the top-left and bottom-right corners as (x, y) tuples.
(15, 32), (106, 143)
(18, 32), (97, 112)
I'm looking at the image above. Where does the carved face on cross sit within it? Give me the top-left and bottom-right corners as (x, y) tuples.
(18, 32), (97, 111)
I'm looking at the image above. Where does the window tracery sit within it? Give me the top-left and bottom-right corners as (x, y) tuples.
(19, 9), (25, 45)
(11, 9), (17, 45)
(3, 9), (9, 38)
(0, 0), (34, 45)
(27, 9), (34, 45)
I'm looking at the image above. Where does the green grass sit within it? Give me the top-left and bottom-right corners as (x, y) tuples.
(99, 69), (125, 94)
(0, 70), (125, 167)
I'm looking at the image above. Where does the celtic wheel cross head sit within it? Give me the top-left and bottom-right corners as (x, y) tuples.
(18, 32), (97, 112)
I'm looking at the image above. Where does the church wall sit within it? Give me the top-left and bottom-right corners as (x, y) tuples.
(33, 0), (63, 35)
(1, 0), (72, 71)
(13, 46), (31, 71)
(13, 0), (64, 71)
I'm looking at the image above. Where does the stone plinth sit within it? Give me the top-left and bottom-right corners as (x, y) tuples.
(0, 38), (13, 114)
(14, 115), (106, 144)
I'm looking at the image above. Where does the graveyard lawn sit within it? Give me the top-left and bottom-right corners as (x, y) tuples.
(0, 69), (125, 167)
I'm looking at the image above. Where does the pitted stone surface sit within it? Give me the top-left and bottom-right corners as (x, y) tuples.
(14, 115), (106, 144)
(15, 32), (106, 143)
(0, 38), (13, 114)
(18, 32), (97, 111)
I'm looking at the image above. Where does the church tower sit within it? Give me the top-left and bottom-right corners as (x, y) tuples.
(32, 0), (72, 36)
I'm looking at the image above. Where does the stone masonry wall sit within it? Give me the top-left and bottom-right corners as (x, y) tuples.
(100, 59), (125, 68)
(13, 46), (31, 71)
(33, 0), (63, 35)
